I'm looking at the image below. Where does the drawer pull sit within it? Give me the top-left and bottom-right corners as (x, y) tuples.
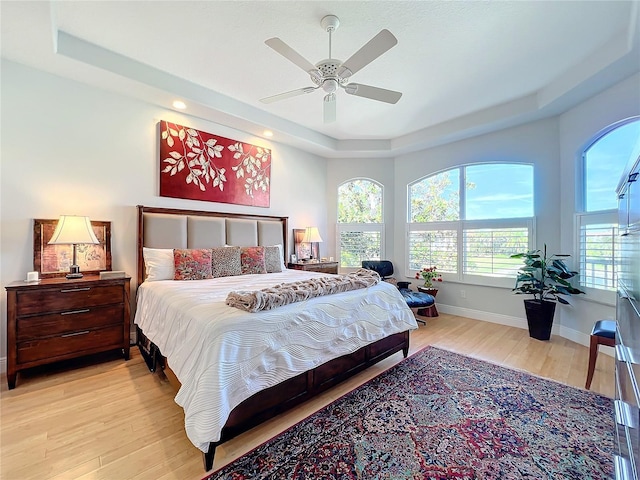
(614, 400), (638, 429)
(614, 455), (633, 480)
(61, 309), (90, 316)
(616, 344), (639, 365)
(616, 344), (629, 362)
(60, 287), (91, 293)
(61, 330), (90, 338)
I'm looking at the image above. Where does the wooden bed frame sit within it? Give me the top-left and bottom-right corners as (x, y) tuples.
(134, 205), (410, 471)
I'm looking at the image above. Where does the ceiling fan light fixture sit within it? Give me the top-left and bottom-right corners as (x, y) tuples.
(322, 79), (338, 93)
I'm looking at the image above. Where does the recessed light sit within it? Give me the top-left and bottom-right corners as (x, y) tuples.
(173, 100), (187, 110)
(263, 130), (273, 137)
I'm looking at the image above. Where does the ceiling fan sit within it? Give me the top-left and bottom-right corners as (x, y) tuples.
(260, 15), (402, 123)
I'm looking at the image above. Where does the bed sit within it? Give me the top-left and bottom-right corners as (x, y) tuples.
(133, 205), (418, 471)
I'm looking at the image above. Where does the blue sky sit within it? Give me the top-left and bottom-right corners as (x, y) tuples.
(585, 119), (640, 212)
(465, 164), (533, 220)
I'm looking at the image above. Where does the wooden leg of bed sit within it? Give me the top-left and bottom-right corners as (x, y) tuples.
(203, 442), (217, 471)
(403, 344), (409, 358)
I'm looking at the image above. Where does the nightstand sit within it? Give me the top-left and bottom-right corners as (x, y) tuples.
(5, 275), (131, 389)
(288, 261), (339, 274)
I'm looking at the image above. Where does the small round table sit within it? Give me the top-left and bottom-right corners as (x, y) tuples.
(416, 286), (439, 317)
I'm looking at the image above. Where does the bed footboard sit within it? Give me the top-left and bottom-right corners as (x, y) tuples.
(202, 330), (410, 471)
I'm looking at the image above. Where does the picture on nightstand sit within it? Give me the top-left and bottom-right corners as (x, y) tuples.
(293, 228), (311, 260)
(33, 218), (112, 278)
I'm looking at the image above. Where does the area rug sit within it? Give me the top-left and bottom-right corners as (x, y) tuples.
(205, 346), (614, 480)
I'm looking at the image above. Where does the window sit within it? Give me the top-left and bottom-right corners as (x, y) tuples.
(579, 118), (639, 292)
(337, 179), (383, 268)
(408, 163), (534, 286)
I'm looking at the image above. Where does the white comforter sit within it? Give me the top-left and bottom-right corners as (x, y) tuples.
(134, 269), (417, 451)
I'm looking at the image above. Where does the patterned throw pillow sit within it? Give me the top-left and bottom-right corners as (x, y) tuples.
(211, 246), (242, 277)
(241, 246), (267, 274)
(264, 245), (283, 273)
(173, 249), (213, 281)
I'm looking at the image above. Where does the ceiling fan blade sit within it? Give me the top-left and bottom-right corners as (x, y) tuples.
(260, 86), (318, 104)
(343, 83), (402, 104)
(265, 38), (321, 80)
(323, 93), (336, 124)
(336, 29), (397, 79)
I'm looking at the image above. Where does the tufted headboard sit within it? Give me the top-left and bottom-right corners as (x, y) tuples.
(136, 205), (288, 286)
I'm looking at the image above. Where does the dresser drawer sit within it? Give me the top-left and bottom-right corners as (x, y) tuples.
(17, 325), (124, 364)
(16, 285), (123, 316)
(16, 304), (124, 342)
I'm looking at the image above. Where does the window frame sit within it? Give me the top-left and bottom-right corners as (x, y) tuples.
(406, 163), (535, 288)
(575, 116), (639, 301)
(336, 178), (385, 270)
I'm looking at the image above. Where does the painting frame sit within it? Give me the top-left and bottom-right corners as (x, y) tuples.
(34, 219), (112, 278)
(293, 228), (312, 261)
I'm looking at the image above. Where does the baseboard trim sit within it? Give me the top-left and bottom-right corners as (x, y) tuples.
(438, 304), (528, 330)
(437, 304), (613, 357)
(0, 356), (6, 374)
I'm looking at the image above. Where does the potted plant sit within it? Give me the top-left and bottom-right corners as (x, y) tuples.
(511, 245), (585, 340)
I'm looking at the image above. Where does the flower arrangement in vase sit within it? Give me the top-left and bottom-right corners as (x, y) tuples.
(415, 266), (443, 288)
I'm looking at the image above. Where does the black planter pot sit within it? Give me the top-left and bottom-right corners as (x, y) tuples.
(523, 299), (556, 341)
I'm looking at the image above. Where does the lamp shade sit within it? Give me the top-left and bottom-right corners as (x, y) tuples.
(303, 226), (323, 243)
(48, 215), (99, 245)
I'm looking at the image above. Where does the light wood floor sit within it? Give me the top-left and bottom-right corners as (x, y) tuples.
(1, 314), (614, 480)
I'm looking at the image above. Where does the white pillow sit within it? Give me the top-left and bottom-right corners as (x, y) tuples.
(143, 247), (175, 281)
(272, 244), (287, 271)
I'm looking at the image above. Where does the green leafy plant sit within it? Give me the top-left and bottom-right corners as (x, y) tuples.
(510, 244), (585, 304)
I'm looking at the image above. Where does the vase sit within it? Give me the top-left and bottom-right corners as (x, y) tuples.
(523, 299), (556, 341)
(423, 280), (432, 288)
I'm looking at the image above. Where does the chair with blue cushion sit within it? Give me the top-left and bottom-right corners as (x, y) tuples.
(585, 319), (616, 389)
(361, 260), (434, 326)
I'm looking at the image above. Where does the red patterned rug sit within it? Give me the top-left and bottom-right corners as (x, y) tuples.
(204, 346), (614, 480)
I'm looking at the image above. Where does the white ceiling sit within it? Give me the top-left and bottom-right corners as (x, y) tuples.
(2, 1), (639, 158)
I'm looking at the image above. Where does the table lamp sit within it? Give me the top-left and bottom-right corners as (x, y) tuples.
(48, 215), (99, 279)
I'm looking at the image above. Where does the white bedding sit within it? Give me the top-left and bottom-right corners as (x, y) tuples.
(133, 269), (417, 451)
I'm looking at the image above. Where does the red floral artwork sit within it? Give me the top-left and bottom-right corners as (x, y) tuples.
(159, 120), (271, 207)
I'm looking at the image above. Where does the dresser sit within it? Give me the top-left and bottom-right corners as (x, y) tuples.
(288, 261), (339, 274)
(5, 275), (131, 389)
(615, 155), (639, 480)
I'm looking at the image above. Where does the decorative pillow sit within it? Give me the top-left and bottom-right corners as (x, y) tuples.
(211, 246), (242, 277)
(241, 246), (267, 274)
(264, 245), (283, 273)
(173, 249), (213, 280)
(143, 248), (175, 281)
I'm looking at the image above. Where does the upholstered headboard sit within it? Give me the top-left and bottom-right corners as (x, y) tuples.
(136, 205), (288, 286)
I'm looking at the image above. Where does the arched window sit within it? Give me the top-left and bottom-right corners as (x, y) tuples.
(578, 117), (640, 292)
(407, 163), (534, 286)
(337, 179), (384, 268)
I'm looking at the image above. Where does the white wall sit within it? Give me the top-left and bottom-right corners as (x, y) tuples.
(558, 73), (640, 336)
(0, 60), (328, 360)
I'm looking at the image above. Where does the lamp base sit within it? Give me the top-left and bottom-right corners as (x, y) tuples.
(66, 265), (83, 279)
